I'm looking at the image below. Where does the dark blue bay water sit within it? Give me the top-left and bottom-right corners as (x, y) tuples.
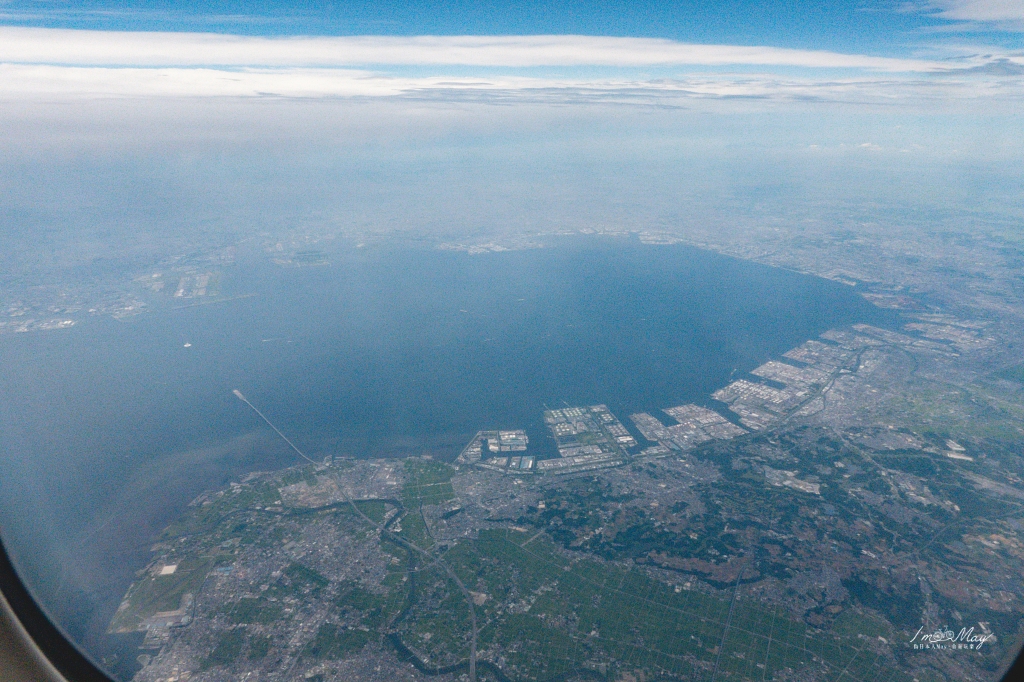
(0, 239), (893, 672)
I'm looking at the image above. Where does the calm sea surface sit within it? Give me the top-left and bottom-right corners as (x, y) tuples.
(0, 239), (894, 673)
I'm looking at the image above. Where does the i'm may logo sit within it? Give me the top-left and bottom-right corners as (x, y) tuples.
(909, 625), (995, 651)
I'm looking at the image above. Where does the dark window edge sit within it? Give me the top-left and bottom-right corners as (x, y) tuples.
(0, 536), (110, 682)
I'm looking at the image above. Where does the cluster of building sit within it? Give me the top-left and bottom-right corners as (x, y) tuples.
(630, 404), (746, 452)
(174, 272), (212, 298)
(783, 337), (856, 371)
(705, 331), (875, 431)
(458, 322), (972, 475)
(902, 317), (991, 352)
(545, 405), (637, 453)
(534, 452), (622, 474)
(479, 455), (536, 472)
(458, 406), (646, 476)
(849, 324), (953, 356)
(536, 403), (679, 473)
(136, 592), (194, 650)
(489, 430), (529, 452)
(711, 379), (809, 430)
(535, 405), (638, 474)
(0, 317), (76, 335)
(457, 430), (533, 472)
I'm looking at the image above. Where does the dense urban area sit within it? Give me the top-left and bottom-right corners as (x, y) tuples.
(96, 236), (1024, 682)
(6, 220), (1024, 682)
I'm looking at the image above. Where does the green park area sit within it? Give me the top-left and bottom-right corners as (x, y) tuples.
(402, 460), (456, 506)
(108, 557), (211, 633)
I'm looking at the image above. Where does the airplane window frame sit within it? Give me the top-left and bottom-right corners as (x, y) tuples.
(0, 537), (111, 682)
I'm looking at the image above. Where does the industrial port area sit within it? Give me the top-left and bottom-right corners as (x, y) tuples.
(452, 323), (948, 480)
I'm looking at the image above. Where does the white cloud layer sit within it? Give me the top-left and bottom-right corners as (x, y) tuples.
(2, 62), (1021, 107)
(0, 27), (1020, 107)
(925, 0), (1024, 30)
(0, 26), (950, 71)
(931, 0), (1024, 22)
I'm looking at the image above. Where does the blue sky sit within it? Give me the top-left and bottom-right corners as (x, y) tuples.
(0, 1), (1021, 84)
(1, 1), (1022, 53)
